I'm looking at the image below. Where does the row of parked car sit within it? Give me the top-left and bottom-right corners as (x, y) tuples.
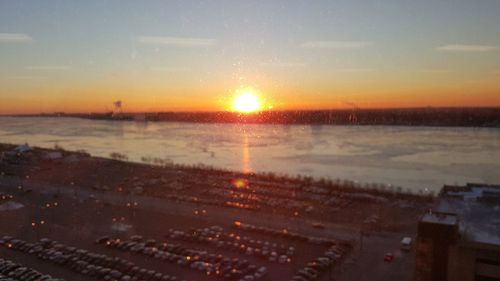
(167, 225), (294, 263)
(211, 178), (355, 213)
(0, 192), (14, 202)
(206, 188), (302, 213)
(96, 234), (267, 281)
(162, 194), (260, 211)
(102, 164), (354, 217)
(230, 221), (353, 281)
(0, 258), (63, 281)
(0, 236), (186, 281)
(291, 244), (350, 281)
(232, 222), (338, 246)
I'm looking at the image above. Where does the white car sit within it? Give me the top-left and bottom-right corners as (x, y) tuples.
(245, 247), (254, 255)
(278, 255), (288, 264)
(240, 275), (254, 281)
(254, 266), (267, 278)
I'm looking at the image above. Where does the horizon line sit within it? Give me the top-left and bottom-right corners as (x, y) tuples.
(2, 105), (500, 116)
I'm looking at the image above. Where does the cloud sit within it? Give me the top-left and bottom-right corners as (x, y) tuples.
(421, 69), (452, 73)
(494, 70), (500, 74)
(260, 61), (306, 68)
(436, 44), (499, 52)
(5, 76), (46, 81)
(300, 41), (371, 50)
(25, 65), (71, 70)
(150, 66), (190, 72)
(335, 68), (373, 73)
(138, 36), (217, 47)
(0, 33), (33, 43)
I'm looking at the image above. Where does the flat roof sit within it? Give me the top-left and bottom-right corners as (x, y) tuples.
(421, 212), (458, 226)
(436, 184), (500, 246)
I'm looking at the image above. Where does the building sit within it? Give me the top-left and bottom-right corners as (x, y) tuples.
(415, 183), (500, 281)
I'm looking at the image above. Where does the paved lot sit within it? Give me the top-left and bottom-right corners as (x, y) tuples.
(1, 174), (417, 281)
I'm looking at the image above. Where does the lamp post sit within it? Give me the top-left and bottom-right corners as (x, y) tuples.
(31, 219), (44, 240)
(359, 227), (364, 251)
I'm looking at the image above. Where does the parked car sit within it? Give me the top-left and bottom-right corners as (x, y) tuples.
(384, 252), (394, 262)
(401, 237), (412, 251)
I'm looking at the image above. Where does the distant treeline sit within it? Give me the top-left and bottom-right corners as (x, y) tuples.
(9, 107), (500, 127)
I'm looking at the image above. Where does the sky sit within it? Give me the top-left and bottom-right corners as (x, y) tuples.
(1, 0), (500, 113)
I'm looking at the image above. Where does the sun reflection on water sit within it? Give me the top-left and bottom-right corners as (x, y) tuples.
(242, 132), (251, 174)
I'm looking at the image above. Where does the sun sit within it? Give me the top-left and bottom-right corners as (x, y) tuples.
(232, 89), (262, 113)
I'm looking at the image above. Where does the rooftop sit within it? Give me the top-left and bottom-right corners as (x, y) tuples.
(421, 212), (457, 226)
(435, 183), (500, 246)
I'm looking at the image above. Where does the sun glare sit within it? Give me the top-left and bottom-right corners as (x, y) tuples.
(232, 90), (262, 113)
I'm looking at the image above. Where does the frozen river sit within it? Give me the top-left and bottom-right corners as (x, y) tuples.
(1, 117), (499, 193)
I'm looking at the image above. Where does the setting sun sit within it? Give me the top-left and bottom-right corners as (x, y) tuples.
(232, 90), (262, 113)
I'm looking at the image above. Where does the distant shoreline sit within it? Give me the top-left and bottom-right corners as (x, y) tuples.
(2, 107), (500, 127)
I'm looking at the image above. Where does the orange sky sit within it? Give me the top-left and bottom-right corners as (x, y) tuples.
(1, 1), (500, 114)
(1, 85), (499, 114)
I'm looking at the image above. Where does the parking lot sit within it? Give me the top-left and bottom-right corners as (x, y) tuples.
(0, 145), (425, 281)
(0, 183), (351, 281)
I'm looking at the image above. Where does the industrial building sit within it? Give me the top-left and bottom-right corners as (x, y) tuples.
(416, 183), (500, 281)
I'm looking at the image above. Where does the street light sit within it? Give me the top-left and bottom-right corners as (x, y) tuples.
(31, 219), (45, 240)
